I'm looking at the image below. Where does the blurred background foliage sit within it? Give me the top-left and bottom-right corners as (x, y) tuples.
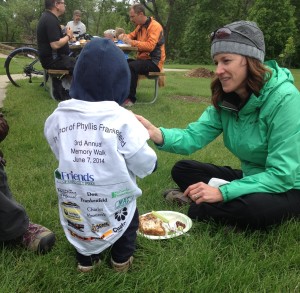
(0, 0), (300, 67)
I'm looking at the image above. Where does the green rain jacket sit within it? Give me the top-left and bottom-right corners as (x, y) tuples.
(158, 60), (300, 202)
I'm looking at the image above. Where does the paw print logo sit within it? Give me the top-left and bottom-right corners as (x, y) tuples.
(115, 207), (128, 221)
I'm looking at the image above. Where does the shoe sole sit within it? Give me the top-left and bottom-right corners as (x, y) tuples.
(163, 188), (181, 198)
(37, 233), (56, 254)
(163, 188), (191, 206)
(77, 260), (101, 273)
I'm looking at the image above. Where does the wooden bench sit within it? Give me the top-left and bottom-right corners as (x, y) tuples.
(137, 72), (165, 104)
(44, 69), (165, 104)
(46, 69), (70, 78)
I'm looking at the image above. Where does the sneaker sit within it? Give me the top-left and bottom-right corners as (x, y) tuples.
(122, 99), (134, 107)
(77, 259), (101, 273)
(22, 222), (56, 254)
(163, 188), (192, 206)
(111, 256), (133, 272)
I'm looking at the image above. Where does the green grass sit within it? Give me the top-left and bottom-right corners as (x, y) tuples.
(0, 52), (43, 84)
(0, 69), (300, 292)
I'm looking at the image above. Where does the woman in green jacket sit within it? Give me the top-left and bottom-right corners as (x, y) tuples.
(136, 20), (300, 230)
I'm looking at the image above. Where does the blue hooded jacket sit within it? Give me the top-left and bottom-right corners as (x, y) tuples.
(69, 38), (130, 104)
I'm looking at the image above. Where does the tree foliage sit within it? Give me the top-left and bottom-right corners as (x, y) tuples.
(0, 0), (299, 66)
(248, 0), (297, 61)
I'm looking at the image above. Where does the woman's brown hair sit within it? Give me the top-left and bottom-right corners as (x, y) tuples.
(211, 57), (272, 109)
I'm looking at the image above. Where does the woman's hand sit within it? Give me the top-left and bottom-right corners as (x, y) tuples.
(183, 182), (223, 204)
(135, 114), (164, 145)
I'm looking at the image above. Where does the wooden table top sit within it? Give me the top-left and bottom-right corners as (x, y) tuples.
(69, 42), (138, 52)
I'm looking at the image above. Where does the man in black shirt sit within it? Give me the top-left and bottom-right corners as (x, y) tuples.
(37, 0), (75, 71)
(37, 0), (75, 100)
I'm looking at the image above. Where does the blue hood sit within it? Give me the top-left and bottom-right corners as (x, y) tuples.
(69, 38), (130, 104)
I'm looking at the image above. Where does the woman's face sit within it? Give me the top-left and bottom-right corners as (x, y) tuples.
(214, 53), (248, 99)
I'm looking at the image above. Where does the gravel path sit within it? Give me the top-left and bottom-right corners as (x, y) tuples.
(0, 74), (25, 108)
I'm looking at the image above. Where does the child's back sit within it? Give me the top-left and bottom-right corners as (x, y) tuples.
(44, 38), (157, 272)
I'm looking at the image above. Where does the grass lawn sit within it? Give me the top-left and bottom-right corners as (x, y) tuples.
(0, 59), (299, 292)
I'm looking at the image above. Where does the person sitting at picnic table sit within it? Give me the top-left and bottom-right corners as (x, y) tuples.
(37, 0), (76, 101)
(135, 20), (300, 231)
(118, 3), (166, 107)
(103, 29), (116, 42)
(66, 10), (86, 41)
(115, 27), (129, 59)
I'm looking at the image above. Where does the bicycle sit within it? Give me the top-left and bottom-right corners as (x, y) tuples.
(4, 46), (44, 87)
(4, 33), (94, 87)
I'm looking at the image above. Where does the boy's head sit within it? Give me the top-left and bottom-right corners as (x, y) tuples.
(70, 38), (130, 104)
(115, 28), (125, 39)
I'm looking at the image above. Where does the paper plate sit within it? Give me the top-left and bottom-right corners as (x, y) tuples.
(138, 211), (192, 240)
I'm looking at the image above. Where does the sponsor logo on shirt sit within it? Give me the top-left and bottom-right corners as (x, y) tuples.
(91, 222), (110, 233)
(115, 196), (134, 210)
(114, 207), (128, 221)
(63, 207), (82, 222)
(81, 197), (108, 203)
(113, 221), (126, 233)
(57, 188), (77, 199)
(87, 206), (106, 218)
(111, 188), (133, 198)
(67, 220), (84, 232)
(55, 170), (95, 185)
(87, 192), (99, 197)
(68, 229), (113, 241)
(61, 201), (80, 209)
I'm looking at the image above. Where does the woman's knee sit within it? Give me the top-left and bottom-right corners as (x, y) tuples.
(171, 160), (199, 179)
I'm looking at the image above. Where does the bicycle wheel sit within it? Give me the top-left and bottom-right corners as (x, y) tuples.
(4, 47), (44, 87)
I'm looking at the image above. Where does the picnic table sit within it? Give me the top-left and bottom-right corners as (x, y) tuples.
(47, 41), (163, 104)
(69, 42), (138, 54)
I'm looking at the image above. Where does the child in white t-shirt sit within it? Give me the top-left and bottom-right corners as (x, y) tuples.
(44, 38), (157, 273)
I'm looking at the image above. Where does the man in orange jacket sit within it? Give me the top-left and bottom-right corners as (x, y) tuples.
(118, 3), (166, 106)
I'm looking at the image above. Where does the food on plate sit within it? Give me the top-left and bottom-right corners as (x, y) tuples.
(139, 213), (166, 236)
(176, 221), (186, 230)
(151, 211), (169, 223)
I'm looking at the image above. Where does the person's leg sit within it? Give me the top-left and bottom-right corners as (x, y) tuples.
(46, 55), (76, 100)
(169, 160), (300, 230)
(188, 190), (300, 230)
(127, 59), (160, 103)
(171, 159), (242, 191)
(0, 165), (55, 253)
(47, 55), (76, 73)
(110, 209), (138, 271)
(0, 165), (29, 241)
(76, 251), (101, 272)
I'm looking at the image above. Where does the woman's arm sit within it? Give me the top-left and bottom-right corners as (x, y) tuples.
(135, 114), (164, 145)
